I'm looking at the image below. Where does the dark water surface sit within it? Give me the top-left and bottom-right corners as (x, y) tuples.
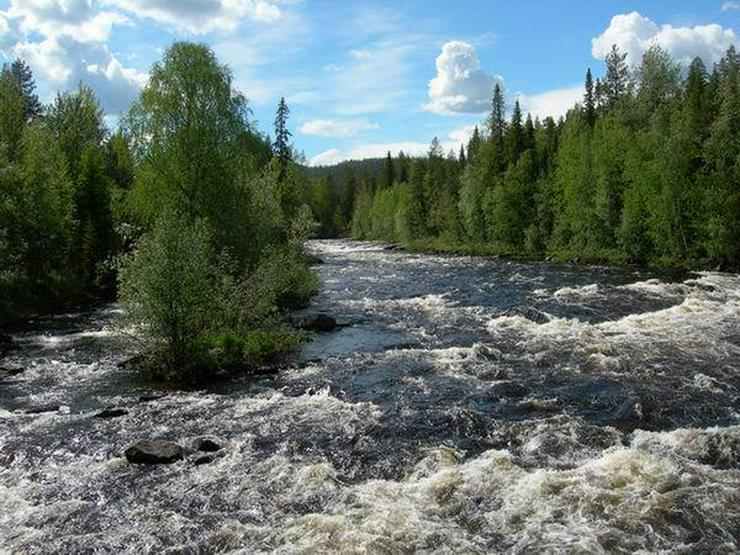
(1, 240), (739, 553)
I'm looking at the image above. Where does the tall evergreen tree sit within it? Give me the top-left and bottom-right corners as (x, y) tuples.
(383, 150), (394, 188)
(8, 59), (42, 122)
(584, 68), (596, 125)
(273, 96), (292, 183)
(603, 44), (630, 109)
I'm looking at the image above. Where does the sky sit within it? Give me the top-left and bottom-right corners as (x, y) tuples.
(0, 1), (738, 166)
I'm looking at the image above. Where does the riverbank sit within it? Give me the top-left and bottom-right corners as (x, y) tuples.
(382, 236), (735, 273)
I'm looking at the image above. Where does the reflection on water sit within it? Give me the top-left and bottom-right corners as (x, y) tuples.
(1, 240), (739, 552)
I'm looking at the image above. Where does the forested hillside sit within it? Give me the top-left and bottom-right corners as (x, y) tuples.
(0, 43), (316, 379)
(305, 45), (740, 269)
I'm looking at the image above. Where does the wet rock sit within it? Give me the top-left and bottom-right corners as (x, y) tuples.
(490, 381), (529, 399)
(94, 407), (128, 419)
(193, 453), (219, 466)
(501, 307), (550, 324)
(289, 312), (337, 332)
(26, 404), (61, 414)
(195, 438), (221, 452)
(384, 244), (402, 251)
(607, 397), (644, 431)
(124, 439), (184, 465)
(0, 333), (14, 350)
(0, 366), (24, 378)
(139, 394), (166, 403)
(700, 435), (740, 469)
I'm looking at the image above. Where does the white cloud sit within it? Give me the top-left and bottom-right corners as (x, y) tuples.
(4, 0), (126, 42)
(309, 129), (474, 166)
(309, 148), (343, 166)
(299, 119), (379, 138)
(592, 11), (737, 67)
(447, 124), (477, 145)
(722, 1), (740, 12)
(424, 40), (503, 115)
(13, 35), (147, 113)
(350, 49), (372, 59)
(103, 0), (282, 33)
(517, 85), (583, 120)
(0, 1), (146, 114)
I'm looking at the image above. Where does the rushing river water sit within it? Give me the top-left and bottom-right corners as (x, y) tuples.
(1, 240), (739, 553)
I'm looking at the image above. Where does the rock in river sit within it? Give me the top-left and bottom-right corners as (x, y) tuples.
(195, 438), (221, 452)
(289, 312), (337, 332)
(124, 439), (184, 465)
(94, 407), (128, 419)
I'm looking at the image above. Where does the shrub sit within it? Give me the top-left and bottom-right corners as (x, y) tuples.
(118, 212), (218, 372)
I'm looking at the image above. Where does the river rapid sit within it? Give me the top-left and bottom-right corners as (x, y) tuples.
(1, 240), (739, 553)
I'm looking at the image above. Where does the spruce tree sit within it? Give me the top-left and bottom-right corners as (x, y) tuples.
(604, 44), (630, 109)
(383, 150), (394, 188)
(273, 96), (292, 183)
(7, 59), (42, 122)
(584, 68), (596, 125)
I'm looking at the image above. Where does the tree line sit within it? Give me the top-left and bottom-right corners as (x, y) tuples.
(306, 44), (739, 269)
(0, 43), (316, 379)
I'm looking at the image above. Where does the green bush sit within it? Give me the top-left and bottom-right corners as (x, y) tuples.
(118, 212), (218, 372)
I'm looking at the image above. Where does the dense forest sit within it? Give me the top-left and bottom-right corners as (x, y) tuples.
(0, 42), (316, 379)
(305, 45), (740, 270)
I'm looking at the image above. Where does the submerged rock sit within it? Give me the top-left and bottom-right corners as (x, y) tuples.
(193, 453), (221, 466)
(124, 439), (184, 465)
(138, 394), (166, 403)
(289, 312), (337, 332)
(490, 381), (529, 399)
(0, 366), (24, 379)
(501, 307), (550, 324)
(195, 438), (221, 452)
(94, 407), (128, 419)
(26, 404), (61, 414)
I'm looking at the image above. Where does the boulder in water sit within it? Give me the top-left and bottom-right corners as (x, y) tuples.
(490, 381), (529, 399)
(0, 366), (24, 379)
(0, 334), (15, 352)
(195, 438), (221, 452)
(94, 407), (128, 419)
(289, 312), (337, 332)
(501, 307), (550, 324)
(26, 404), (61, 414)
(124, 439), (184, 464)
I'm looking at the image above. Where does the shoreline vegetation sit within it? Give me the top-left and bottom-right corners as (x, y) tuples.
(305, 45), (740, 274)
(2, 42), (739, 381)
(1, 42), (319, 382)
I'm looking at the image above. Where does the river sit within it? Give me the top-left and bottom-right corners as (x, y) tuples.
(1, 240), (739, 553)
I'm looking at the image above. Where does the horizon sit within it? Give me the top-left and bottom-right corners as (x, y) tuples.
(0, 1), (738, 165)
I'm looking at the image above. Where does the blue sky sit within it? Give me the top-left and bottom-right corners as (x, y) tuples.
(1, 1), (738, 165)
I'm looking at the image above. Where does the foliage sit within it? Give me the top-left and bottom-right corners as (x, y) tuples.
(313, 44), (740, 271)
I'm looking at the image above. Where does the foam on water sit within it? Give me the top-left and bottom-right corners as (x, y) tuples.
(1, 242), (738, 553)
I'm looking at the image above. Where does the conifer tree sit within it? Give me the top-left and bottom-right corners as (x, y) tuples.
(383, 150), (394, 188)
(603, 44), (630, 109)
(273, 96), (292, 183)
(8, 59), (42, 122)
(584, 68), (596, 125)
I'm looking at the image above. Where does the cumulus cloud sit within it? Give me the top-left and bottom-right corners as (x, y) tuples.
(0, 0), (145, 113)
(721, 1), (740, 11)
(424, 41), (503, 115)
(13, 35), (147, 113)
(309, 148), (343, 166)
(309, 126), (475, 166)
(592, 11), (737, 67)
(517, 85), (583, 120)
(299, 119), (379, 138)
(103, 0), (283, 33)
(447, 124), (477, 145)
